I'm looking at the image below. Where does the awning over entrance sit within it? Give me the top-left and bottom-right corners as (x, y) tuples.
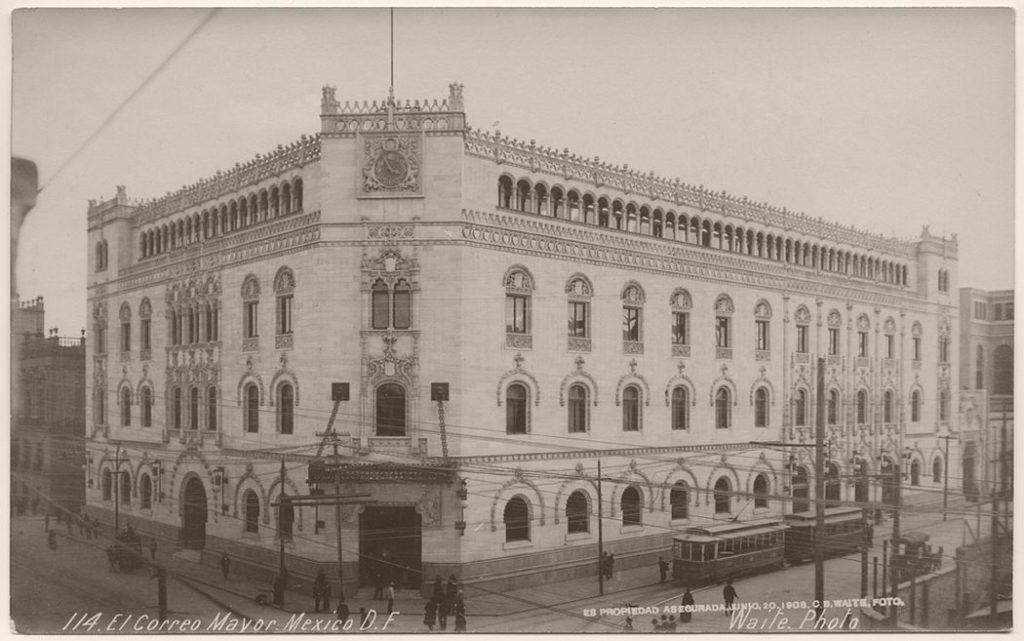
(308, 460), (458, 484)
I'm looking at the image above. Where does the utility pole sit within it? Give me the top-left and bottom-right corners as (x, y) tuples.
(938, 434), (959, 521)
(333, 437), (346, 606)
(113, 443), (121, 536)
(597, 459), (604, 596)
(276, 457), (288, 607)
(814, 358), (825, 622)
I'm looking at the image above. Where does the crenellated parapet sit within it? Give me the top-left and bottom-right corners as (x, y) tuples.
(320, 83), (467, 135)
(465, 128), (919, 257)
(116, 135), (321, 227)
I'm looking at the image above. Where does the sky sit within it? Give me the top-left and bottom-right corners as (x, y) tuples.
(10, 6), (1015, 334)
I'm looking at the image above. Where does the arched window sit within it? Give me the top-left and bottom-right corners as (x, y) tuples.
(274, 267), (295, 337)
(102, 468), (112, 501)
(121, 387), (132, 427)
(825, 463), (841, 507)
(504, 268), (533, 337)
(189, 387), (200, 430)
(792, 466), (810, 513)
(621, 486), (642, 526)
(827, 390), (839, 425)
(715, 388), (731, 429)
(504, 496), (530, 542)
(911, 390), (921, 423)
(393, 280), (411, 329)
(244, 490), (260, 533)
(506, 383), (528, 434)
(994, 345), (1013, 394)
(279, 383), (294, 435)
(376, 383), (405, 436)
(141, 387), (152, 428)
(670, 481), (689, 519)
(976, 345), (984, 389)
(207, 387), (217, 431)
(671, 386), (689, 431)
(622, 284), (645, 345)
(622, 386), (640, 431)
(566, 491), (589, 534)
(932, 457), (942, 483)
(753, 474), (769, 509)
(883, 390), (894, 423)
(714, 477), (731, 514)
(856, 390), (868, 425)
(245, 384), (260, 433)
(119, 470), (131, 505)
(242, 275), (260, 340)
(173, 387), (183, 429)
(140, 474), (152, 510)
(371, 280), (389, 330)
(567, 384), (587, 433)
(755, 388), (769, 428)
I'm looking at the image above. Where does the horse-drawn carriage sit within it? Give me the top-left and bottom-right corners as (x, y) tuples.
(890, 532), (942, 584)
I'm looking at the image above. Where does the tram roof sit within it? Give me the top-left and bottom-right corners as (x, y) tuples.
(783, 507), (864, 526)
(674, 517), (788, 541)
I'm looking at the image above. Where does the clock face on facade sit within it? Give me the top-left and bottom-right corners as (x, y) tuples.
(373, 149), (410, 188)
(360, 134), (421, 197)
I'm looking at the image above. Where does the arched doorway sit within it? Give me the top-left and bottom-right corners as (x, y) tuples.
(181, 476), (207, 549)
(962, 442), (978, 502)
(880, 457), (897, 507)
(359, 506), (422, 590)
(855, 460), (870, 503)
(792, 466), (810, 513)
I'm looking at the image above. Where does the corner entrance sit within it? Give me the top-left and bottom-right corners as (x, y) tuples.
(181, 476), (207, 549)
(359, 506), (422, 590)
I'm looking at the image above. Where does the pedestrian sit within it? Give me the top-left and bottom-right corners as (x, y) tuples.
(322, 581), (332, 614)
(48, 529), (57, 550)
(373, 560), (386, 600)
(453, 599), (466, 632)
(651, 618), (661, 632)
(606, 553), (615, 580)
(432, 575), (444, 600)
(723, 578), (738, 613)
(658, 556), (669, 583)
(44, 514), (50, 531)
(437, 593), (449, 631)
(335, 599), (349, 624)
(667, 614), (677, 631)
(220, 552), (231, 581)
(424, 597), (437, 632)
(359, 608), (369, 629)
(446, 574), (458, 604)
(313, 570), (329, 612)
(680, 587), (694, 623)
(659, 613), (669, 631)
(385, 582), (396, 616)
(78, 517), (85, 536)
(623, 615), (633, 631)
(150, 538), (158, 560)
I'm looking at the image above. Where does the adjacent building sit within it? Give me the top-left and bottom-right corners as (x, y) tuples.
(12, 296), (86, 517)
(84, 84), (962, 593)
(959, 287), (1014, 501)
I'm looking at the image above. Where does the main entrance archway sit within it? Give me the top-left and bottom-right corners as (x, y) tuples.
(359, 506), (422, 590)
(181, 476), (207, 549)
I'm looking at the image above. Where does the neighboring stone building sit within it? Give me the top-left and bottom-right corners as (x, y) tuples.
(84, 84), (961, 593)
(958, 287), (1014, 501)
(11, 296), (86, 517)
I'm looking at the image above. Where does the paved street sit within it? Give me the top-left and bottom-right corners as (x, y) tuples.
(10, 499), (989, 633)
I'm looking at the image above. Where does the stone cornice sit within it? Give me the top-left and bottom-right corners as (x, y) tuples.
(461, 209), (942, 314)
(448, 442), (754, 466)
(465, 129), (921, 257)
(124, 135), (321, 226)
(99, 211), (322, 296)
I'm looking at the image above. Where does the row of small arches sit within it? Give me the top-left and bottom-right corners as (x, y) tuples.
(498, 175), (909, 286)
(138, 178), (304, 259)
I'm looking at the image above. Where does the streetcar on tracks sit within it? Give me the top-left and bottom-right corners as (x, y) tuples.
(671, 518), (788, 585)
(783, 507), (871, 564)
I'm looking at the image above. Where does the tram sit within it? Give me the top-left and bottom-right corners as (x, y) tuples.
(783, 507), (871, 564)
(671, 518), (788, 585)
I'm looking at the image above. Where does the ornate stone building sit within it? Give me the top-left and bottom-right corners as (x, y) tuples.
(84, 84), (961, 593)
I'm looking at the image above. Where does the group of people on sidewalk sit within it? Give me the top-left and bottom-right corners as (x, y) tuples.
(423, 574), (466, 632)
(625, 580), (738, 632)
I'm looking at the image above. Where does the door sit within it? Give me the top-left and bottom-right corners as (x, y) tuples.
(359, 506), (422, 590)
(181, 476), (207, 549)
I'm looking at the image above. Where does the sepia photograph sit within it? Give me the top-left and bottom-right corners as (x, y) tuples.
(9, 5), (1014, 634)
